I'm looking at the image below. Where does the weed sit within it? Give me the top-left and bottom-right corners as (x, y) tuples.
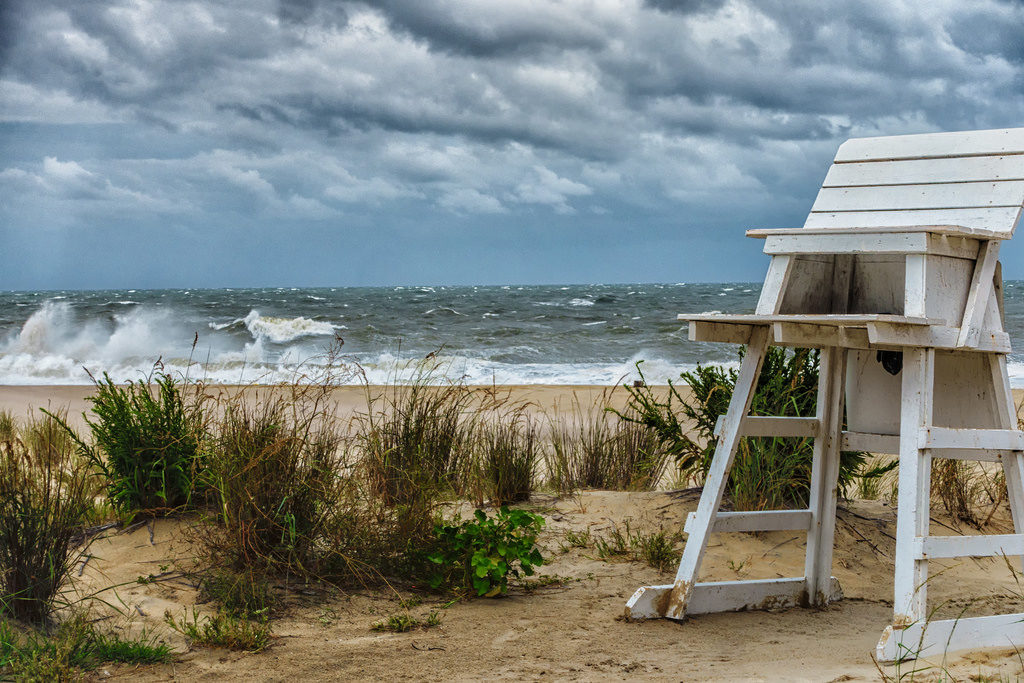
(633, 529), (680, 573)
(428, 507), (544, 597)
(0, 615), (172, 680)
(560, 528), (592, 552)
(370, 610), (441, 632)
(593, 520), (682, 572)
(0, 412), (93, 622)
(398, 596), (422, 610)
(165, 608), (271, 651)
(931, 459), (1006, 528)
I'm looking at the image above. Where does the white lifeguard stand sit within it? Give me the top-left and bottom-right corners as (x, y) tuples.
(625, 127), (1024, 662)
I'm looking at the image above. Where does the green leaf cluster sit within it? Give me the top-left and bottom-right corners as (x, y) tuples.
(428, 508), (544, 597)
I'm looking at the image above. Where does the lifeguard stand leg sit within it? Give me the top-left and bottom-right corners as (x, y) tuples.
(803, 347), (847, 606)
(992, 354), (1024, 570)
(624, 326), (770, 619)
(877, 350), (1024, 662)
(892, 348), (935, 630)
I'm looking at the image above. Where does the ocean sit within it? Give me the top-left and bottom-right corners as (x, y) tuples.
(1, 283), (1022, 386)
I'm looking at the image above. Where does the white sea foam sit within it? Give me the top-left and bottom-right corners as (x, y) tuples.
(242, 310), (338, 343)
(569, 298), (595, 307)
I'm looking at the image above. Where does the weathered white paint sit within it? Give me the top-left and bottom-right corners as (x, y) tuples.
(804, 347), (845, 606)
(915, 533), (1024, 559)
(683, 509), (812, 535)
(877, 613), (1024, 664)
(892, 348), (934, 627)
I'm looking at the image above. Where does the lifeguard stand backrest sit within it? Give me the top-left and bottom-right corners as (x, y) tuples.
(806, 127), (1024, 236)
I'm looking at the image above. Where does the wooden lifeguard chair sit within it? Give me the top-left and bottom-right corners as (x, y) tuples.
(625, 127), (1024, 663)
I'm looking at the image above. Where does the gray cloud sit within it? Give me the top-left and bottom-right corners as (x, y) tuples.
(2, 0), (1023, 289)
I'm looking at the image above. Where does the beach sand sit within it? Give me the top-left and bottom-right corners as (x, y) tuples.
(4, 384), (1024, 681)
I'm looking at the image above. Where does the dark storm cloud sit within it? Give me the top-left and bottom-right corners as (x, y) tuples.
(360, 0), (608, 57)
(2, 0), (1024, 288)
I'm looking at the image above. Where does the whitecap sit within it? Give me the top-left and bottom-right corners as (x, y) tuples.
(569, 298), (595, 307)
(243, 310), (338, 343)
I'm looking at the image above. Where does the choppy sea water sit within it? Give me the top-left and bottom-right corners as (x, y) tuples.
(0, 283), (1022, 386)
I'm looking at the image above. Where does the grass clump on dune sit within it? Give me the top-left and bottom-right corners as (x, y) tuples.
(74, 371), (209, 516)
(546, 393), (671, 495)
(0, 411), (94, 623)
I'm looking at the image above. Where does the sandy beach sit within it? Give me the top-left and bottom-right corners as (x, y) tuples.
(2, 383), (1024, 680)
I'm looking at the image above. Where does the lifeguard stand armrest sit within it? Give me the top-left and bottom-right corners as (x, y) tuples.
(677, 313), (942, 326)
(745, 225), (1008, 239)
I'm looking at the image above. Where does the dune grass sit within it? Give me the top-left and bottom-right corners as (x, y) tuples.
(0, 411), (94, 623)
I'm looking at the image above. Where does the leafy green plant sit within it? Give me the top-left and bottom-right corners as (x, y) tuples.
(618, 352), (891, 510)
(164, 608), (271, 651)
(428, 507), (545, 597)
(72, 372), (208, 514)
(0, 412), (93, 622)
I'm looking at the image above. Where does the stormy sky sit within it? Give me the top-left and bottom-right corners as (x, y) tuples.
(2, 0), (1024, 290)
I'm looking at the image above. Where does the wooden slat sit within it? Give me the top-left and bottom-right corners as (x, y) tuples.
(748, 225), (998, 238)
(841, 431), (1009, 461)
(865, 323), (1011, 353)
(755, 255), (792, 315)
(842, 431), (900, 453)
(764, 232), (929, 255)
(626, 577), (843, 619)
(687, 320), (753, 344)
(919, 427), (1024, 451)
(681, 313), (936, 326)
(812, 182), (1024, 213)
(684, 509), (812, 535)
(803, 206), (1022, 233)
(877, 612), (1024, 663)
(957, 241), (1000, 347)
(836, 128), (1024, 163)
(916, 533), (1024, 559)
(713, 415), (820, 439)
(687, 577), (842, 615)
(823, 156), (1024, 187)
(760, 231), (981, 259)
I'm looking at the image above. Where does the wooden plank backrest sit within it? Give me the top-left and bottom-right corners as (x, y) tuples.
(805, 128), (1024, 236)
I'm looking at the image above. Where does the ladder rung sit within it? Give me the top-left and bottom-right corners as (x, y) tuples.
(919, 427), (1024, 451)
(685, 509), (812, 535)
(915, 533), (1024, 559)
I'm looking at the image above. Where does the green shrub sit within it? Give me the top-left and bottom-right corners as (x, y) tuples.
(428, 507), (544, 597)
(619, 350), (890, 510)
(0, 413), (93, 622)
(76, 372), (207, 514)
